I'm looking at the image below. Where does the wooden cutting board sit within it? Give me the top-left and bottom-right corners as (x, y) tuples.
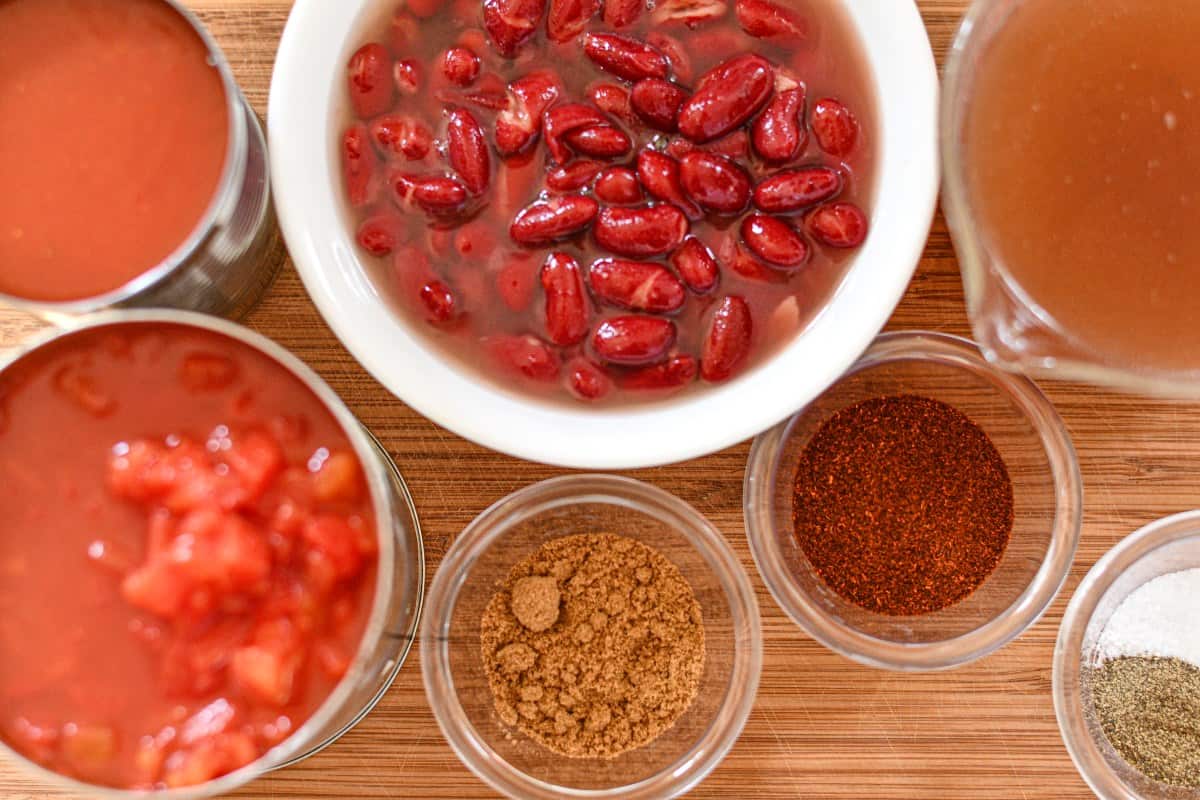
(4, 1), (1191, 797)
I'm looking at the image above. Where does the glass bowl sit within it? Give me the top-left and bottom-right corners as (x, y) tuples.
(1054, 511), (1200, 800)
(744, 330), (1082, 670)
(420, 475), (761, 799)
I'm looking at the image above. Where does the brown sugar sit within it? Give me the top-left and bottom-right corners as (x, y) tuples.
(480, 533), (705, 759)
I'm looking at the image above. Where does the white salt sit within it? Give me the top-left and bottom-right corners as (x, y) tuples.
(1096, 568), (1200, 668)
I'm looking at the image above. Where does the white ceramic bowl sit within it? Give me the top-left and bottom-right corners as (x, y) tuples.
(268, 2), (939, 469)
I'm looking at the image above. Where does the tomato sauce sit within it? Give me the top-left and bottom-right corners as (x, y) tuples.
(0, 0), (229, 302)
(0, 323), (378, 789)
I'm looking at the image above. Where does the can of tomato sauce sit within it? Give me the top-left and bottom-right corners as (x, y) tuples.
(0, 311), (424, 794)
(0, 0), (280, 320)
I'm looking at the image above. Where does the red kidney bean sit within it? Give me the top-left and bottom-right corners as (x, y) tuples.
(445, 107), (491, 195)
(541, 253), (590, 346)
(637, 150), (702, 220)
(593, 167), (643, 204)
(591, 316), (677, 365)
(347, 43), (394, 120)
(453, 220), (499, 261)
(388, 12), (419, 52)
(342, 124), (382, 208)
(753, 166), (843, 213)
(741, 214), (809, 268)
(547, 0), (599, 42)
(496, 252), (538, 311)
(486, 334), (561, 380)
(728, 242), (788, 282)
(630, 79), (689, 133)
(752, 87), (807, 163)
(563, 125), (632, 159)
(645, 32), (694, 84)
(542, 103), (610, 164)
(408, 0), (447, 18)
(651, 0), (728, 29)
(411, 176), (470, 215)
(582, 33), (670, 83)
(701, 295), (752, 382)
(621, 354), (698, 390)
(593, 205), (689, 258)
(510, 195), (601, 244)
(441, 47), (481, 86)
(369, 114), (433, 161)
(483, 0), (547, 57)
(678, 151), (752, 215)
(419, 280), (458, 322)
(394, 59), (421, 95)
(495, 70), (563, 156)
(603, 0), (642, 28)
(588, 258), (686, 313)
(807, 202), (868, 248)
(677, 54), (773, 142)
(811, 97), (859, 157)
(670, 236), (720, 294)
(588, 82), (637, 127)
(356, 212), (407, 256)
(566, 357), (613, 400)
(546, 160), (605, 191)
(734, 0), (808, 40)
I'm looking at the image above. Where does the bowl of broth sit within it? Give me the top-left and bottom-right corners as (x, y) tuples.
(269, 0), (938, 468)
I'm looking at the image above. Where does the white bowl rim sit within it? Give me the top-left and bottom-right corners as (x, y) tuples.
(268, 0), (939, 469)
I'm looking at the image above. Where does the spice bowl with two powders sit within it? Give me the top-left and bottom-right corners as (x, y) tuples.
(744, 331), (1083, 671)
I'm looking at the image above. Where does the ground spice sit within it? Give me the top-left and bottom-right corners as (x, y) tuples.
(791, 394), (1014, 616)
(479, 533), (705, 759)
(1091, 656), (1200, 788)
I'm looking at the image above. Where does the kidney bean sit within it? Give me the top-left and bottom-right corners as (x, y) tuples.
(407, 0), (447, 18)
(411, 176), (470, 215)
(496, 251), (539, 311)
(342, 124), (382, 208)
(734, 0), (808, 40)
(630, 79), (689, 132)
(547, 0), (599, 42)
(582, 33), (670, 83)
(445, 108), (491, 195)
(670, 236), (720, 294)
(728, 242), (789, 282)
(347, 43), (393, 120)
(603, 0), (642, 28)
(752, 87), (807, 163)
(593, 205), (689, 258)
(591, 316), (677, 365)
(441, 47), (481, 86)
(701, 295), (752, 381)
(741, 214), (809, 268)
(546, 160), (605, 192)
(394, 59), (421, 95)
(678, 151), (752, 214)
(753, 166), (843, 213)
(566, 357), (613, 400)
(419, 280), (458, 322)
(621, 354), (698, 390)
(483, 0), (547, 57)
(453, 219), (499, 261)
(387, 12), (419, 53)
(588, 258), (686, 313)
(543, 103), (610, 164)
(541, 253), (590, 345)
(645, 32), (694, 84)
(807, 202), (868, 248)
(677, 54), (773, 143)
(356, 212), (407, 257)
(588, 82), (638, 127)
(369, 114), (433, 161)
(563, 125), (632, 159)
(510, 195), (600, 244)
(495, 70), (563, 156)
(486, 334), (561, 380)
(652, 0), (728, 28)
(593, 167), (643, 204)
(811, 97), (859, 157)
(637, 150), (702, 220)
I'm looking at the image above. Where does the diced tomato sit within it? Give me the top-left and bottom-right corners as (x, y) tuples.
(160, 619), (250, 698)
(302, 516), (369, 591)
(60, 723), (117, 780)
(230, 644), (299, 707)
(310, 451), (364, 505)
(314, 640), (352, 681)
(170, 509), (273, 594)
(6, 717), (60, 763)
(122, 560), (190, 618)
(223, 430), (285, 502)
(53, 366), (116, 418)
(179, 353), (239, 392)
(162, 732), (257, 789)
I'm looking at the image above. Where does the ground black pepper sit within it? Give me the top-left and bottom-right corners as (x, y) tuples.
(791, 394), (1014, 616)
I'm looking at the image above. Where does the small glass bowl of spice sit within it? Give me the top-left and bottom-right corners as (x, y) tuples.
(1056, 511), (1200, 799)
(420, 475), (761, 800)
(745, 331), (1082, 670)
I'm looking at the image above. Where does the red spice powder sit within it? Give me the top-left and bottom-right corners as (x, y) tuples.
(791, 394), (1013, 616)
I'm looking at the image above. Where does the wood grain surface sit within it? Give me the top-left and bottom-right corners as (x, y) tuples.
(0, 1), (1180, 797)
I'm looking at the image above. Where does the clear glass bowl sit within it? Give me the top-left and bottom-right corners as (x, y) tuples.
(420, 475), (762, 799)
(744, 331), (1082, 670)
(1054, 511), (1200, 800)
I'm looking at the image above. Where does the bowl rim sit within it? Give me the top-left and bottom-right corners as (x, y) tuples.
(418, 474), (762, 799)
(1053, 510), (1200, 800)
(267, 0), (940, 469)
(744, 330), (1083, 671)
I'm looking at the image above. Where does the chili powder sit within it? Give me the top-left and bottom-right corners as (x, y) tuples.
(791, 394), (1013, 616)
